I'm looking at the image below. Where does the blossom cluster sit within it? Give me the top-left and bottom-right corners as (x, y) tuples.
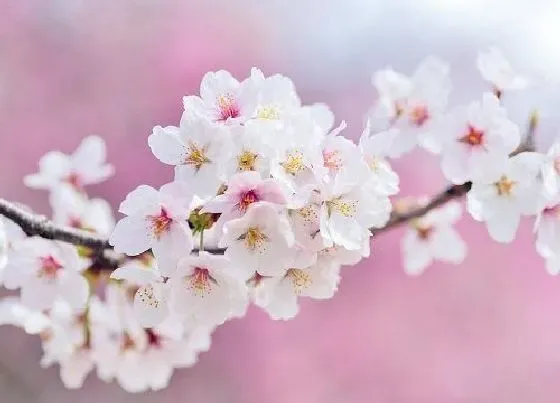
(0, 48), (558, 392)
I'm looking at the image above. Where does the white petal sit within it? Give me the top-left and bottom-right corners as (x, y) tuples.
(109, 216), (152, 256)
(486, 213), (520, 243)
(111, 264), (160, 285)
(148, 126), (188, 165)
(58, 272), (89, 312)
(134, 284), (169, 327)
(118, 185), (160, 216)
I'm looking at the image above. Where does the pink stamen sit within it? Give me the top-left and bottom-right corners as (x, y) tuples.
(150, 208), (172, 239)
(39, 256), (63, 279)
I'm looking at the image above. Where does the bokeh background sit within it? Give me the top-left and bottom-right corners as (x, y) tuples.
(1, 1), (560, 402)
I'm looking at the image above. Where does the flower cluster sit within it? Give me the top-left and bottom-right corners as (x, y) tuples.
(0, 48), (558, 392)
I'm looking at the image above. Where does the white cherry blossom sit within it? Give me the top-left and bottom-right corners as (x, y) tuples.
(253, 260), (341, 320)
(437, 92), (520, 184)
(148, 118), (231, 199)
(467, 152), (545, 243)
(3, 238), (89, 311)
(24, 135), (114, 191)
(109, 182), (194, 275)
(110, 262), (170, 327)
(182, 70), (259, 124)
(220, 202), (295, 279)
(402, 201), (467, 275)
(369, 57), (451, 156)
(477, 47), (527, 91)
(222, 123), (273, 178)
(203, 171), (287, 225)
(251, 68), (301, 123)
(169, 252), (248, 326)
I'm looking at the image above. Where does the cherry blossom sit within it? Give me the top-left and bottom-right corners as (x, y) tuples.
(148, 118), (231, 199)
(24, 135), (114, 191)
(253, 260), (340, 320)
(182, 70), (259, 124)
(109, 182), (194, 275)
(3, 238), (89, 311)
(219, 202), (295, 279)
(169, 252), (248, 326)
(402, 201), (467, 275)
(467, 152), (545, 243)
(477, 47), (527, 92)
(369, 56), (451, 156)
(437, 93), (520, 184)
(203, 171), (287, 225)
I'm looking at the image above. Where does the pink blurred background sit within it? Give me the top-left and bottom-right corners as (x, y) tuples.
(2, 1), (560, 402)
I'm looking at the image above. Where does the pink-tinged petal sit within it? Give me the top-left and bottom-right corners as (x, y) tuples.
(258, 179), (288, 205)
(58, 272), (89, 311)
(133, 284), (169, 328)
(109, 216), (152, 256)
(148, 126), (188, 165)
(202, 193), (231, 214)
(110, 264), (160, 285)
(118, 185), (160, 216)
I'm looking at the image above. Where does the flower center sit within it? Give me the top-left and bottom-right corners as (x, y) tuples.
(145, 328), (162, 348)
(323, 150), (343, 173)
(494, 175), (516, 196)
(150, 208), (172, 239)
(327, 198), (357, 218)
(243, 227), (268, 250)
(413, 222), (434, 240)
(238, 190), (259, 212)
(409, 105), (430, 127)
(136, 284), (161, 309)
(237, 150), (258, 171)
(217, 94), (240, 121)
(297, 205), (318, 223)
(186, 267), (217, 297)
(459, 125), (484, 146)
(64, 172), (83, 190)
(286, 268), (312, 294)
(282, 151), (305, 175)
(185, 142), (210, 170)
(257, 105), (280, 120)
(39, 255), (63, 279)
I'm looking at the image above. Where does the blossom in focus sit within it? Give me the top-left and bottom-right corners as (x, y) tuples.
(467, 152), (545, 243)
(169, 252), (248, 326)
(148, 118), (231, 199)
(3, 238), (89, 311)
(109, 182), (194, 275)
(110, 262), (170, 327)
(437, 93), (520, 184)
(203, 171), (287, 225)
(220, 202), (295, 279)
(401, 201), (467, 275)
(253, 260), (341, 320)
(477, 47), (528, 91)
(24, 135), (114, 191)
(182, 70), (259, 125)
